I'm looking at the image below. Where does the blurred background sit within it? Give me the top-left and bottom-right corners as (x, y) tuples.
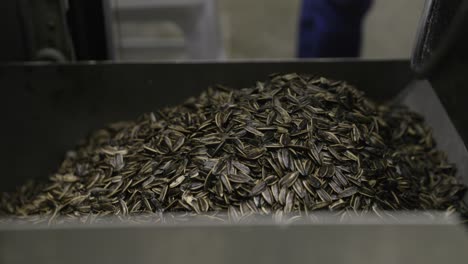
(112, 0), (425, 61)
(0, 0), (427, 62)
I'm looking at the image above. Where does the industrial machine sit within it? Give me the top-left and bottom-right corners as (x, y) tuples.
(0, 0), (467, 263)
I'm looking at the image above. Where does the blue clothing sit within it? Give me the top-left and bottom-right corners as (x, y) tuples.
(298, 0), (373, 58)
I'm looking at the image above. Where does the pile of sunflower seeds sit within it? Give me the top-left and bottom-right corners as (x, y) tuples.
(1, 73), (466, 223)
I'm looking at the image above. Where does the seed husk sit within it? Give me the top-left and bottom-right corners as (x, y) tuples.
(1, 73), (466, 222)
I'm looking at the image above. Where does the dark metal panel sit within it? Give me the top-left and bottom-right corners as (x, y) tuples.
(17, 0), (74, 61)
(411, 0), (468, 146)
(429, 62), (468, 152)
(0, 1), (27, 61)
(67, 0), (110, 60)
(0, 60), (413, 190)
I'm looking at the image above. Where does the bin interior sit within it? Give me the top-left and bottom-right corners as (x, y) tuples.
(0, 59), (417, 191)
(1, 60), (468, 264)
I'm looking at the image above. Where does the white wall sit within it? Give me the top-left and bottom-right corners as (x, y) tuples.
(219, 0), (427, 59)
(362, 0), (426, 58)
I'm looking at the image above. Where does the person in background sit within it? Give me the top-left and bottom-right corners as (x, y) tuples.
(298, 0), (373, 58)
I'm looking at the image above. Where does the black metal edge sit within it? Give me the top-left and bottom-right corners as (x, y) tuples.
(411, 0), (468, 77)
(0, 58), (410, 67)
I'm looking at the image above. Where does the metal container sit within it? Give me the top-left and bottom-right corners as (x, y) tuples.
(0, 60), (413, 191)
(0, 60), (468, 264)
(1, 1), (468, 262)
